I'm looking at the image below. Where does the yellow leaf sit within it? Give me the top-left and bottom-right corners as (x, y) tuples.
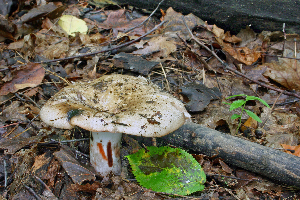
(58, 15), (88, 37)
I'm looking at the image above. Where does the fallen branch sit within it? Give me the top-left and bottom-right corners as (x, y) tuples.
(155, 122), (300, 188)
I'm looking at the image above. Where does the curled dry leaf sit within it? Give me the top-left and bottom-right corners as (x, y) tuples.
(223, 44), (261, 65)
(224, 31), (242, 43)
(212, 24), (225, 39)
(133, 36), (177, 60)
(53, 145), (96, 184)
(162, 7), (205, 40)
(0, 63), (45, 96)
(263, 58), (300, 91)
(281, 144), (300, 157)
(98, 9), (153, 36)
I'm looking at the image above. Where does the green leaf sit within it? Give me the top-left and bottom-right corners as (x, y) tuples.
(229, 100), (246, 111)
(244, 96), (270, 108)
(226, 94), (247, 99)
(257, 98), (270, 108)
(245, 109), (262, 123)
(126, 146), (206, 195)
(231, 114), (241, 120)
(245, 95), (260, 101)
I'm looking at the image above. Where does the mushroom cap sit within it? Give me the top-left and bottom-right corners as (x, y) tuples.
(40, 74), (190, 137)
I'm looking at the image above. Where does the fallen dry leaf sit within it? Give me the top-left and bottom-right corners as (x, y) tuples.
(212, 24), (225, 40)
(162, 7), (205, 40)
(241, 117), (258, 133)
(20, 3), (61, 23)
(98, 9), (153, 36)
(133, 36), (176, 60)
(54, 145), (96, 184)
(0, 63), (45, 96)
(224, 31), (242, 43)
(223, 44), (261, 65)
(281, 144), (300, 157)
(263, 57), (300, 91)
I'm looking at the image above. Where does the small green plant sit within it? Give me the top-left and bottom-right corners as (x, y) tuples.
(223, 94), (270, 133)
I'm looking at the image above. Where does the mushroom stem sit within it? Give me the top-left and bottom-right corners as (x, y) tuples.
(90, 132), (122, 176)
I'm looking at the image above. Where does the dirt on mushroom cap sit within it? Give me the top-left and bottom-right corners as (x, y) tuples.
(40, 74), (191, 137)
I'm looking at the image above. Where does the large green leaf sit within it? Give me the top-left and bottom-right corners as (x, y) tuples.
(245, 109), (262, 123)
(126, 146), (206, 195)
(245, 96), (270, 108)
(229, 99), (246, 111)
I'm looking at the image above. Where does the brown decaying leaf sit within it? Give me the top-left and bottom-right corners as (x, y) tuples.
(0, 136), (44, 154)
(223, 43), (261, 65)
(241, 117), (258, 133)
(212, 24), (225, 39)
(98, 9), (153, 36)
(281, 144), (300, 157)
(264, 58), (300, 91)
(54, 145), (96, 184)
(0, 63), (45, 96)
(0, 15), (16, 41)
(162, 7), (205, 40)
(20, 3), (59, 23)
(224, 31), (242, 43)
(211, 25), (260, 65)
(219, 160), (233, 174)
(32, 153), (52, 175)
(71, 182), (102, 193)
(133, 36), (177, 59)
(41, 17), (68, 37)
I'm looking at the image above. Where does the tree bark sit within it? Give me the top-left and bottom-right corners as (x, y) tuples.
(155, 122), (300, 188)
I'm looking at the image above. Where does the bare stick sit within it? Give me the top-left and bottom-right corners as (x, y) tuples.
(24, 185), (43, 200)
(4, 160), (7, 188)
(159, 63), (170, 91)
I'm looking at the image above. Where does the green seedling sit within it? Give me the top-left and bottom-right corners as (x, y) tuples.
(126, 146), (206, 195)
(223, 94), (270, 133)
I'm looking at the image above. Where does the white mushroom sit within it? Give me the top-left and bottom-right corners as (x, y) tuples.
(40, 74), (190, 176)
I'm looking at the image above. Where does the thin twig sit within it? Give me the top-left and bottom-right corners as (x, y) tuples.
(24, 185), (43, 200)
(124, 0), (165, 33)
(261, 53), (300, 61)
(60, 138), (89, 143)
(32, 20), (167, 64)
(15, 93), (41, 108)
(0, 122), (21, 129)
(4, 160), (7, 188)
(181, 16), (300, 99)
(43, 68), (71, 85)
(3, 124), (19, 138)
(261, 92), (282, 129)
(74, 149), (90, 158)
(12, 127), (32, 138)
(159, 63), (170, 91)
(24, 114), (40, 132)
(34, 175), (58, 199)
(176, 32), (216, 73)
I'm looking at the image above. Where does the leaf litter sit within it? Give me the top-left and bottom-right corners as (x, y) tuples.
(0, 0), (300, 199)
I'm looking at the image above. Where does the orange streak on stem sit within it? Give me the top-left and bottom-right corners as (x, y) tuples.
(97, 143), (107, 161)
